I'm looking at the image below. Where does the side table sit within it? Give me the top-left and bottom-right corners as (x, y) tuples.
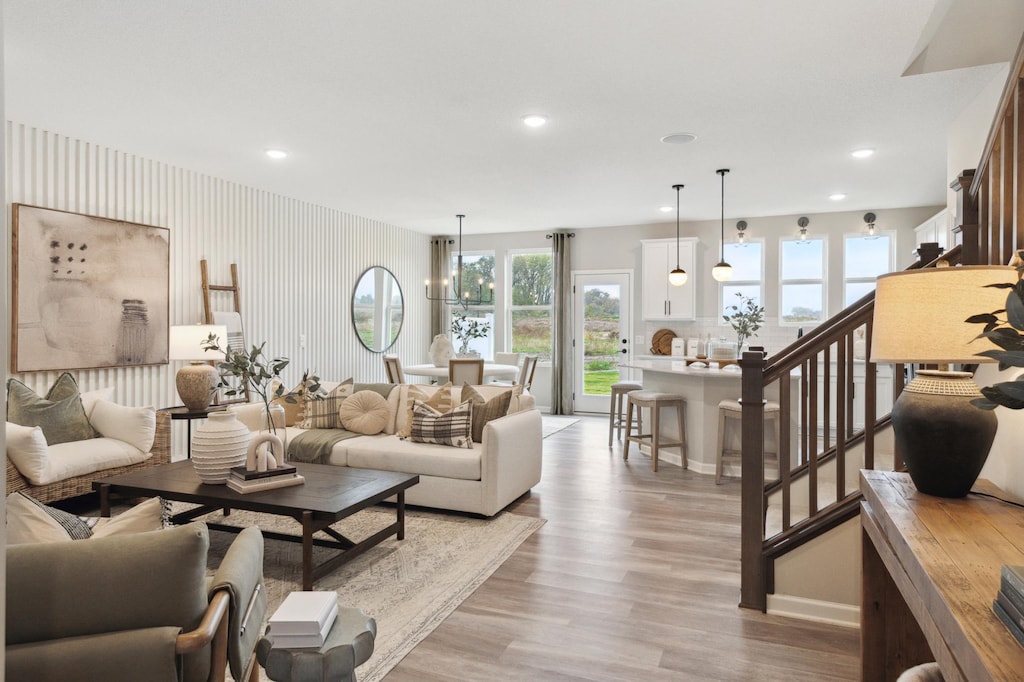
(160, 405), (227, 458)
(257, 605), (377, 682)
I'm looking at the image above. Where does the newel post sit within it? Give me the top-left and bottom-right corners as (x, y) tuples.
(739, 349), (768, 611)
(951, 169), (979, 264)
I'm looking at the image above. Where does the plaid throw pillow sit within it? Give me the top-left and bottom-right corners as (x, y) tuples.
(299, 378), (353, 429)
(409, 399), (473, 449)
(398, 382), (453, 437)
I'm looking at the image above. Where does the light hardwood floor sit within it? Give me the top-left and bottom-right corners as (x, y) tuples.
(385, 414), (860, 681)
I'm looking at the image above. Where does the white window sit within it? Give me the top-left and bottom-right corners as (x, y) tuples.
(509, 250), (553, 362)
(844, 233), (893, 306)
(779, 236), (826, 324)
(449, 252), (496, 358)
(720, 240), (763, 318)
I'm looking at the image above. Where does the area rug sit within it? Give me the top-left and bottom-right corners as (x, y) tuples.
(189, 504), (545, 681)
(542, 414), (581, 438)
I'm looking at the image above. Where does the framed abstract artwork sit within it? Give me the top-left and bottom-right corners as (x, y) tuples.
(11, 204), (170, 372)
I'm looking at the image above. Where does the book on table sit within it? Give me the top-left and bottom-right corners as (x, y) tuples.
(268, 603), (338, 648)
(268, 591), (339, 637)
(230, 464), (297, 481)
(226, 473), (304, 494)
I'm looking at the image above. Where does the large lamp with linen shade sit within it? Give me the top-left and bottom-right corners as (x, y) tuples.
(870, 265), (1016, 497)
(170, 324), (227, 412)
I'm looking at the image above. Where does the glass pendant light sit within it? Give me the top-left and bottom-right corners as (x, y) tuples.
(712, 168), (733, 282)
(668, 183), (688, 286)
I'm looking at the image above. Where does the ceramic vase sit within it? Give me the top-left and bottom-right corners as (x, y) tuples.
(191, 411), (250, 484)
(429, 334), (453, 368)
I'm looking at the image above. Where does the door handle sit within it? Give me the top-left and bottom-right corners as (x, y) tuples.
(620, 348), (628, 354)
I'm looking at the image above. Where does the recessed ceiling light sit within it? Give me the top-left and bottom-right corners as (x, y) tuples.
(829, 193), (847, 201)
(661, 133), (697, 145)
(522, 114), (547, 128)
(851, 148), (875, 159)
(265, 149), (288, 160)
(659, 206), (673, 213)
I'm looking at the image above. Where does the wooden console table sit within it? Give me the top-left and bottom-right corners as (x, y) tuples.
(861, 470), (1024, 681)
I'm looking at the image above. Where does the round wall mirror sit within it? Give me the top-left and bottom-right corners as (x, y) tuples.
(352, 266), (404, 352)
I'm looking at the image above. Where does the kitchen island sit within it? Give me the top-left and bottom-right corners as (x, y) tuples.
(620, 357), (799, 476)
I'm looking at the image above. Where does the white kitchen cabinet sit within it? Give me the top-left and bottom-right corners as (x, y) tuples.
(912, 209), (949, 256)
(642, 238), (697, 320)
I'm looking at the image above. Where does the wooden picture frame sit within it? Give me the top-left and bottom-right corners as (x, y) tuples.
(11, 204), (170, 372)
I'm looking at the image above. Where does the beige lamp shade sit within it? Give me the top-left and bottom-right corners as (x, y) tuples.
(870, 266), (1017, 365)
(170, 324), (227, 412)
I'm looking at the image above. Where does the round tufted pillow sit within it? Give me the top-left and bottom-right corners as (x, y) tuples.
(338, 390), (391, 435)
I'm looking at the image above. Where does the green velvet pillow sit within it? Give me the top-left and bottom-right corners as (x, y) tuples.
(6, 373), (96, 445)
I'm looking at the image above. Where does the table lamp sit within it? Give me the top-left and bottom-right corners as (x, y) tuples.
(169, 324), (227, 412)
(871, 265), (1016, 497)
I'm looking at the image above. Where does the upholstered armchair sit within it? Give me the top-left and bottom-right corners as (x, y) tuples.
(6, 522), (266, 682)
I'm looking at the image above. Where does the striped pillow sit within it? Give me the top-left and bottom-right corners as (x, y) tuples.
(461, 384), (512, 442)
(299, 378), (353, 429)
(409, 399), (473, 449)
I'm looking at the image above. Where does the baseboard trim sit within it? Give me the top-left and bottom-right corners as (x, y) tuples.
(766, 593), (860, 628)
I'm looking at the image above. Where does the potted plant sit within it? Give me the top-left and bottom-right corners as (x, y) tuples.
(966, 266), (1024, 410)
(723, 292), (765, 351)
(451, 312), (491, 357)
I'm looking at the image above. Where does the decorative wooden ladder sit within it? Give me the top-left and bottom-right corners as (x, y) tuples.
(200, 259), (249, 403)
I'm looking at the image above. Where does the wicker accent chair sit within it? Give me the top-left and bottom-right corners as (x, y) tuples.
(6, 409), (171, 504)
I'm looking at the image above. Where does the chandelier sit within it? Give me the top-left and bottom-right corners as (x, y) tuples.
(425, 214), (495, 308)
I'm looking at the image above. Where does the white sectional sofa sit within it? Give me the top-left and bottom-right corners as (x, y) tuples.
(230, 382), (542, 517)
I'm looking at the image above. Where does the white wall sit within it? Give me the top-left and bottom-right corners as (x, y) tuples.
(5, 122), (431, 448)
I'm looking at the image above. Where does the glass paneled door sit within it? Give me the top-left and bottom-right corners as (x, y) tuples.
(572, 271), (632, 413)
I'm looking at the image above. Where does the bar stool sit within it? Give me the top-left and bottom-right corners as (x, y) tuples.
(623, 391), (686, 472)
(716, 399), (781, 484)
(608, 381), (642, 446)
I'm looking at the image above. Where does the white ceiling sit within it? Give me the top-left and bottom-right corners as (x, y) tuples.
(4, 1), (1021, 235)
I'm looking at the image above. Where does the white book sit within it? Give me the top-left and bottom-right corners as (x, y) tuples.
(269, 602), (338, 649)
(268, 591), (338, 636)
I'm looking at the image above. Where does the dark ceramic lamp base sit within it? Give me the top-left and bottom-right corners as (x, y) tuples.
(891, 371), (997, 498)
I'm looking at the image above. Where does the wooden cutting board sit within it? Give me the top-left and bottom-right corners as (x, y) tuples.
(650, 329), (676, 355)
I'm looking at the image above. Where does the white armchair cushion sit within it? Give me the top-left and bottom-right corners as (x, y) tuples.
(89, 400), (156, 454)
(5, 423), (50, 486)
(80, 387), (116, 421)
(43, 438), (151, 485)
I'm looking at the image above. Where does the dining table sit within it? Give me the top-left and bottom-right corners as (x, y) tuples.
(403, 362), (519, 382)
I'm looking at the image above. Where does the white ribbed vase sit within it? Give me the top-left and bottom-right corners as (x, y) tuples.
(191, 411), (251, 484)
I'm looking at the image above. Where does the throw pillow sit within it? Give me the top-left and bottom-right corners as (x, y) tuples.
(6, 373), (95, 445)
(338, 390), (390, 435)
(4, 423), (51, 485)
(5, 493), (164, 545)
(299, 378), (353, 429)
(409, 399), (473, 449)
(397, 382), (453, 438)
(80, 386), (115, 421)
(89, 400), (157, 453)
(461, 384), (513, 443)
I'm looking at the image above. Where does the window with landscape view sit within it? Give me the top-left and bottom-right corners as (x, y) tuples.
(720, 240), (763, 318)
(844, 233), (892, 306)
(779, 236), (826, 324)
(450, 251), (496, 358)
(509, 250), (553, 361)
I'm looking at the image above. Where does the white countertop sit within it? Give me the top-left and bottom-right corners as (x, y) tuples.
(621, 357), (745, 378)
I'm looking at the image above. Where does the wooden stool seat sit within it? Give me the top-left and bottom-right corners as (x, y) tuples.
(716, 399), (781, 484)
(623, 391), (686, 472)
(608, 381), (643, 446)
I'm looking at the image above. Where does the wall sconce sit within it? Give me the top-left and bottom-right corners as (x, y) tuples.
(864, 212), (877, 238)
(797, 216), (809, 242)
(736, 220), (747, 244)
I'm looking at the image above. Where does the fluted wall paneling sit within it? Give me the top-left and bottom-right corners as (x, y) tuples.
(7, 122), (430, 452)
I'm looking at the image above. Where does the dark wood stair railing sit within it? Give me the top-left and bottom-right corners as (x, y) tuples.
(737, 244), (962, 612)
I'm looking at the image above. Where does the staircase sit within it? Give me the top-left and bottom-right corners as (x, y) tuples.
(736, 29), (1024, 611)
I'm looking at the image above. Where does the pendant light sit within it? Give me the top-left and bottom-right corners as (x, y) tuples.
(424, 214), (495, 308)
(668, 183), (688, 286)
(712, 168), (733, 282)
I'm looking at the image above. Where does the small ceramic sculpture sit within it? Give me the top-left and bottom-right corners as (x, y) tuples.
(429, 334), (453, 368)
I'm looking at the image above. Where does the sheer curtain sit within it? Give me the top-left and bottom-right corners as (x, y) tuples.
(429, 237), (452, 339)
(550, 231), (574, 415)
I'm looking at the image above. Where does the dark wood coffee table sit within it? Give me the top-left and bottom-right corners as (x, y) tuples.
(94, 460), (419, 589)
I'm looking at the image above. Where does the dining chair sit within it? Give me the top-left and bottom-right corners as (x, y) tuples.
(383, 355), (406, 384)
(518, 355), (539, 390)
(494, 352), (521, 368)
(449, 358), (484, 385)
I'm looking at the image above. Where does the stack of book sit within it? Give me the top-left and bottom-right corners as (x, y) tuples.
(226, 464), (304, 494)
(993, 564), (1024, 645)
(266, 591), (339, 649)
